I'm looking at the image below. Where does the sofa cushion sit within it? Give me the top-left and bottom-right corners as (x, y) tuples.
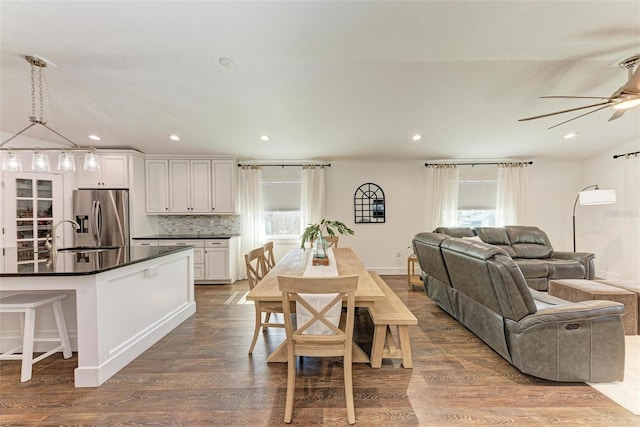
(441, 239), (507, 316)
(434, 227), (475, 238)
(474, 227), (510, 245)
(473, 227), (517, 257)
(413, 232), (452, 285)
(546, 259), (586, 280)
(514, 259), (549, 278)
(505, 226), (553, 259)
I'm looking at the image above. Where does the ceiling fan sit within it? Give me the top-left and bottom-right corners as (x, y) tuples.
(519, 54), (640, 129)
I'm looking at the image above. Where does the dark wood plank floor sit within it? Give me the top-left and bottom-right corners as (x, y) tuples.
(1, 275), (638, 426)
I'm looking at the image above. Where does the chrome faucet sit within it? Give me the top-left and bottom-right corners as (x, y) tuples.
(45, 219), (80, 268)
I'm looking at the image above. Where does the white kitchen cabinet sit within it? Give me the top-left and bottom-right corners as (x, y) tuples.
(212, 160), (235, 213)
(204, 239), (229, 281)
(145, 160), (169, 213)
(132, 237), (236, 283)
(168, 160), (212, 213)
(145, 157), (234, 214)
(76, 154), (129, 188)
(157, 239), (205, 281)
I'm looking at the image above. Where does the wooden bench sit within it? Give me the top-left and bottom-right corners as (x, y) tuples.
(367, 272), (418, 368)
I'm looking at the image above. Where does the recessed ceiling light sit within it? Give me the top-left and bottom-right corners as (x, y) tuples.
(563, 132), (577, 139)
(88, 134), (101, 141)
(412, 134), (422, 141)
(260, 135), (270, 142)
(169, 134), (180, 141)
(218, 57), (238, 69)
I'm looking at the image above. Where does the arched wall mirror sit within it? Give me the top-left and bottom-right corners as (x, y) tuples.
(354, 183), (385, 224)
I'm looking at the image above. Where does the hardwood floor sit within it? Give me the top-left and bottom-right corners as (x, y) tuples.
(1, 275), (638, 426)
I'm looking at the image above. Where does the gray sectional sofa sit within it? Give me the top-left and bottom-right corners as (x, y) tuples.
(434, 226), (595, 291)
(413, 232), (625, 382)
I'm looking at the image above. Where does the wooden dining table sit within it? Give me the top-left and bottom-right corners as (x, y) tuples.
(246, 247), (386, 363)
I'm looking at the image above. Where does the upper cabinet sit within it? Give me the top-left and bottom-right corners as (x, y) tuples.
(169, 159), (212, 213)
(145, 157), (236, 214)
(145, 160), (169, 213)
(76, 154), (129, 188)
(212, 160), (235, 213)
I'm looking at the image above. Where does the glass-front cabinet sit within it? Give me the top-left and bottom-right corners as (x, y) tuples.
(4, 173), (62, 273)
(15, 178), (54, 272)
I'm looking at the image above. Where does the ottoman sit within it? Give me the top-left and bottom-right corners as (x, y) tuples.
(595, 280), (640, 334)
(548, 279), (638, 335)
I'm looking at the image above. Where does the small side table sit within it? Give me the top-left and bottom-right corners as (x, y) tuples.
(407, 255), (423, 290)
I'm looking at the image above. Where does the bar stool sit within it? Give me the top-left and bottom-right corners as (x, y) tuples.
(0, 293), (72, 382)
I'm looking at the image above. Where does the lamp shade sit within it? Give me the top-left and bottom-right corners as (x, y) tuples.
(1, 151), (23, 171)
(579, 188), (616, 205)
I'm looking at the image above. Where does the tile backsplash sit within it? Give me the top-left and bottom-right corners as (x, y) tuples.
(157, 215), (241, 235)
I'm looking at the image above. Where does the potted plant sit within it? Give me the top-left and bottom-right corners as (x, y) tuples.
(300, 219), (355, 264)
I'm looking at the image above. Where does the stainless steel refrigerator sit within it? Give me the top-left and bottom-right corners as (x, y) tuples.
(72, 189), (130, 248)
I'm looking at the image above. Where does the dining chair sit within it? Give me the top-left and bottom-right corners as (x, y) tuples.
(325, 236), (339, 248)
(263, 241), (276, 272)
(278, 274), (359, 424)
(245, 247), (285, 354)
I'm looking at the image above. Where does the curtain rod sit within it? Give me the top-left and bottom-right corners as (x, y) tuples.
(613, 150), (639, 159)
(424, 161), (533, 167)
(237, 163), (331, 167)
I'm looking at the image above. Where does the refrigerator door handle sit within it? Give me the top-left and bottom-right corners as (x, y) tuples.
(91, 200), (103, 246)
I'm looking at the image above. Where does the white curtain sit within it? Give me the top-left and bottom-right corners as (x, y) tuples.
(425, 164), (459, 230)
(238, 165), (264, 279)
(300, 165), (325, 233)
(496, 162), (529, 226)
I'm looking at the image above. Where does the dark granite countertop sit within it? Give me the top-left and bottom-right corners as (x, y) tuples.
(1, 246), (194, 277)
(133, 234), (239, 240)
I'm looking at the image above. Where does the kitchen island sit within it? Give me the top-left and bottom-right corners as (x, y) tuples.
(0, 246), (196, 387)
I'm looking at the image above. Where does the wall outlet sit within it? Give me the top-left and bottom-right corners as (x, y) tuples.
(396, 250), (400, 257)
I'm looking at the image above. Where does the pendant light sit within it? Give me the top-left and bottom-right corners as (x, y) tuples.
(57, 148), (76, 172)
(1, 150), (23, 171)
(31, 148), (51, 172)
(0, 55), (99, 172)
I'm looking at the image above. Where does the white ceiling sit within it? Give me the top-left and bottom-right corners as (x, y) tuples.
(1, 1), (639, 162)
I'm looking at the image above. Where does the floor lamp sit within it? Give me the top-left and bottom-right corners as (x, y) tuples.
(572, 185), (617, 251)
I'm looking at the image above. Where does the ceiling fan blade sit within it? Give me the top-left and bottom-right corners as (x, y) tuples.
(540, 95), (612, 100)
(518, 101), (612, 122)
(547, 105), (612, 129)
(608, 109), (625, 121)
(622, 64), (640, 92)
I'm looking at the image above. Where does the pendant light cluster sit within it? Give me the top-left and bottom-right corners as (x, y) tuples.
(0, 55), (100, 173)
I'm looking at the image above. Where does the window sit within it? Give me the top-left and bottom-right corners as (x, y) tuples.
(263, 166), (302, 238)
(457, 165), (498, 227)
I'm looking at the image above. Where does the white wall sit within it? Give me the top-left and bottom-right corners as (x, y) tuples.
(526, 159), (581, 251)
(579, 140), (640, 281)
(324, 161), (427, 273)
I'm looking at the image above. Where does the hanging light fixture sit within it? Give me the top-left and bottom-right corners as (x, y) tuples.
(31, 148), (51, 172)
(1, 150), (23, 171)
(57, 148), (76, 172)
(83, 147), (100, 171)
(0, 55), (99, 172)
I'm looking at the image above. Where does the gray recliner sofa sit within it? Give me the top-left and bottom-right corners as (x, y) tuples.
(434, 226), (595, 291)
(413, 232), (625, 382)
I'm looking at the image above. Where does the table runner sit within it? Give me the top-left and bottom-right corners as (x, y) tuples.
(298, 248), (340, 334)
